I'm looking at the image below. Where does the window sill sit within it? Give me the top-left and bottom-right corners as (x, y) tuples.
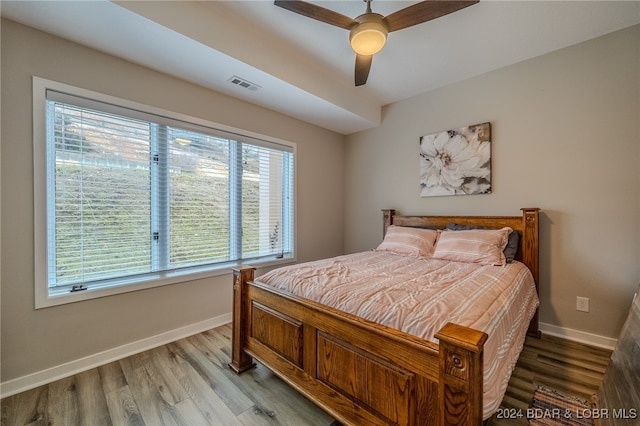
(36, 255), (295, 309)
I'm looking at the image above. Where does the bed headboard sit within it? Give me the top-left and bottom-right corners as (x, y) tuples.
(383, 208), (540, 335)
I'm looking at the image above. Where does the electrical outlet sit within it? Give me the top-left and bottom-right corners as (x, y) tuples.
(576, 296), (590, 312)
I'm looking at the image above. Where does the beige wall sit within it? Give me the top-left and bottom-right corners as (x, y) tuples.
(2, 16), (639, 388)
(345, 25), (640, 340)
(0, 20), (345, 383)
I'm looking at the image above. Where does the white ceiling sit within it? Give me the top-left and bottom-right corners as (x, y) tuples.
(2, 1), (639, 134)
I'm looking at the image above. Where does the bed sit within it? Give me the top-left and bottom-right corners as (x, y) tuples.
(228, 208), (540, 425)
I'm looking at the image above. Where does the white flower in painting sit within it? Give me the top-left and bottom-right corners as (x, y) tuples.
(420, 129), (490, 196)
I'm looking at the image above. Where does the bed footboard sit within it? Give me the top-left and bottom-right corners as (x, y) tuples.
(229, 267), (488, 426)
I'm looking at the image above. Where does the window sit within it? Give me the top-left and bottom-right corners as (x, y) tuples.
(34, 78), (295, 307)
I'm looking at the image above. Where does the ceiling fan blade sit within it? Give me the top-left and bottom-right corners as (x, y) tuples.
(274, 0), (357, 30)
(355, 54), (373, 86)
(384, 0), (478, 32)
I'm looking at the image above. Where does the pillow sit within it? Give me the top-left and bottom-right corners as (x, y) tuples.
(446, 223), (521, 263)
(376, 225), (440, 258)
(432, 227), (513, 266)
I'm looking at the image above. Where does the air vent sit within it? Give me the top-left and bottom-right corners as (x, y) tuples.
(228, 76), (261, 91)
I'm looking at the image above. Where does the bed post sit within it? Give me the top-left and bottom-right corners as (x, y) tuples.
(435, 323), (488, 426)
(382, 209), (395, 238)
(228, 266), (257, 374)
(521, 208), (540, 337)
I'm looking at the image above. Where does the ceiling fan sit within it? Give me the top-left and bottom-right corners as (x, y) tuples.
(274, 0), (478, 86)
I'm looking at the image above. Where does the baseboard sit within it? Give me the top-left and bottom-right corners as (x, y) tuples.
(539, 322), (617, 350)
(0, 313), (232, 399)
(2, 317), (615, 399)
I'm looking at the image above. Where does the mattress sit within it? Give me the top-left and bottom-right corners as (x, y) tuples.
(255, 250), (539, 419)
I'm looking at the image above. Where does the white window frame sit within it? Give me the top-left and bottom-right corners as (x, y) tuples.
(33, 77), (296, 308)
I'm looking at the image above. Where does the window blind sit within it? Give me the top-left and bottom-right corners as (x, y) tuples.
(46, 91), (294, 292)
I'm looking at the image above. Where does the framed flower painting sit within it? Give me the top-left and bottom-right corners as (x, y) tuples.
(419, 122), (491, 197)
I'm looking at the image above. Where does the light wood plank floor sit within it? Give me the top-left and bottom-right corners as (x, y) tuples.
(1, 324), (612, 425)
(487, 333), (612, 425)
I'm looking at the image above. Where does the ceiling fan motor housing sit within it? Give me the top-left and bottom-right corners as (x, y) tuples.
(349, 13), (388, 56)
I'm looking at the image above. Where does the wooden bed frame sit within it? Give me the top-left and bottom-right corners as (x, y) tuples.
(229, 208), (540, 425)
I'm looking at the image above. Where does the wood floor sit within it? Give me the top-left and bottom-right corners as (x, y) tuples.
(1, 324), (612, 426)
(487, 333), (612, 426)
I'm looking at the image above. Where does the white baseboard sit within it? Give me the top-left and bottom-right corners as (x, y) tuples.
(539, 322), (617, 350)
(0, 313), (232, 399)
(2, 316), (615, 399)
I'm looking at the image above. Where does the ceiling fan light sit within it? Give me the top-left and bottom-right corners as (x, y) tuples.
(349, 21), (388, 56)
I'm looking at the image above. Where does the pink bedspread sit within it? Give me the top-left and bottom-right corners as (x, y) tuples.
(255, 250), (539, 419)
